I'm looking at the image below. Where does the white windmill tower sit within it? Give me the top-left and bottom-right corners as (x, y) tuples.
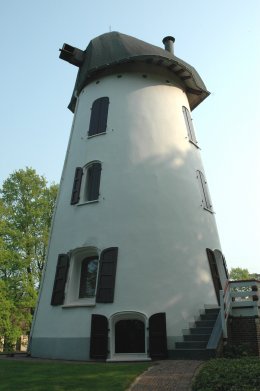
(30, 32), (228, 361)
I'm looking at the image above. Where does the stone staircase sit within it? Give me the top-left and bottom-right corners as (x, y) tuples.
(170, 308), (220, 359)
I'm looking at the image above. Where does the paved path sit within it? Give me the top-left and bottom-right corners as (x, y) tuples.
(128, 360), (203, 391)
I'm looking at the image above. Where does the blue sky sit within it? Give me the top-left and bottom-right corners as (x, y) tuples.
(0, 0), (259, 273)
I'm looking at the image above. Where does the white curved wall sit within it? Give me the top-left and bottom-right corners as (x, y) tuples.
(31, 70), (222, 359)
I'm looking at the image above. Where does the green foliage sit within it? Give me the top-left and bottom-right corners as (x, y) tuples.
(0, 168), (58, 349)
(223, 343), (255, 358)
(192, 358), (260, 391)
(0, 360), (150, 391)
(229, 267), (250, 281)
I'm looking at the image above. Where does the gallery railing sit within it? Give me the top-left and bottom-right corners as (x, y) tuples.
(220, 279), (260, 339)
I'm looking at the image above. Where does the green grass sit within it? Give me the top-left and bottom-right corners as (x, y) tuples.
(0, 360), (150, 391)
(192, 357), (260, 391)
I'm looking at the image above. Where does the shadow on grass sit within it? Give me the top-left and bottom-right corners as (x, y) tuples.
(0, 360), (151, 391)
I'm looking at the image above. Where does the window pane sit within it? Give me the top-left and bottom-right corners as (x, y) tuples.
(79, 257), (98, 298)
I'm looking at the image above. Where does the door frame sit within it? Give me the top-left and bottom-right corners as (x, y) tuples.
(107, 311), (150, 361)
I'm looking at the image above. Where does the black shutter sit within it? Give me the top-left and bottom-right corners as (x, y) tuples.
(88, 97), (109, 137)
(87, 163), (101, 201)
(51, 254), (70, 306)
(96, 247), (118, 303)
(149, 313), (168, 359)
(70, 167), (83, 205)
(206, 248), (222, 305)
(182, 106), (197, 144)
(90, 314), (108, 359)
(98, 97), (109, 133)
(222, 255), (229, 279)
(197, 170), (213, 211)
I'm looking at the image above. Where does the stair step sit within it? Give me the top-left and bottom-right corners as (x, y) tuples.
(169, 307), (220, 361)
(184, 334), (210, 342)
(169, 349), (216, 360)
(200, 313), (219, 321)
(175, 341), (207, 349)
(204, 308), (220, 315)
(190, 327), (213, 334)
(195, 320), (215, 328)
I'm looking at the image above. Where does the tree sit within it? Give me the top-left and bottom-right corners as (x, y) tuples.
(0, 168), (58, 349)
(229, 267), (251, 281)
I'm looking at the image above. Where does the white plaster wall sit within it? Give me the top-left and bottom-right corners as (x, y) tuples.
(32, 71), (221, 346)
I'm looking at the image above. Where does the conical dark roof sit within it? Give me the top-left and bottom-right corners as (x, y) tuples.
(63, 32), (209, 112)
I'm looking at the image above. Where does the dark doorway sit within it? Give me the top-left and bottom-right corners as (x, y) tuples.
(115, 319), (145, 353)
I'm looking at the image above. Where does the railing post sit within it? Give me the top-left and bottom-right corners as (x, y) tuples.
(220, 289), (227, 339)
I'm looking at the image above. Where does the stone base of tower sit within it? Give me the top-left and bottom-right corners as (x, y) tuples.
(30, 306), (224, 361)
(30, 337), (91, 361)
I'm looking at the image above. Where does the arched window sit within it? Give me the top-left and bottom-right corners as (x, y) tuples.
(79, 256), (98, 298)
(70, 161), (102, 205)
(182, 106), (198, 146)
(88, 97), (109, 137)
(84, 162), (102, 202)
(57, 246), (118, 307)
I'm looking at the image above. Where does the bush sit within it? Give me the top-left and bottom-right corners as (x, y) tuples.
(192, 358), (260, 391)
(223, 343), (255, 358)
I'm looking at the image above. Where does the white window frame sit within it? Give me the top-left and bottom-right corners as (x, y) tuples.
(63, 246), (100, 308)
(78, 161), (102, 206)
(107, 311), (150, 362)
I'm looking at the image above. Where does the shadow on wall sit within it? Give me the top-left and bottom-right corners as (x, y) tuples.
(105, 140), (220, 318)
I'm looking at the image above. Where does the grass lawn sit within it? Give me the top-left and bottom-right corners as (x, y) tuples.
(192, 357), (260, 391)
(0, 359), (150, 391)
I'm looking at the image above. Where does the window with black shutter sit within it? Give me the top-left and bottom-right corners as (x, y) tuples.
(149, 313), (168, 359)
(71, 162), (102, 205)
(51, 254), (70, 306)
(197, 170), (213, 212)
(70, 167), (83, 205)
(88, 97), (109, 137)
(96, 247), (118, 303)
(206, 248), (222, 305)
(182, 106), (198, 146)
(85, 162), (101, 201)
(90, 314), (108, 359)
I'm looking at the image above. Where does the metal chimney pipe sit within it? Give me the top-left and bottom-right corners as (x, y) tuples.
(162, 36), (175, 54)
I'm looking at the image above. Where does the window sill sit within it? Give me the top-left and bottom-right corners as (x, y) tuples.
(189, 139), (200, 149)
(77, 199), (99, 206)
(203, 206), (215, 214)
(62, 301), (96, 308)
(87, 132), (106, 139)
